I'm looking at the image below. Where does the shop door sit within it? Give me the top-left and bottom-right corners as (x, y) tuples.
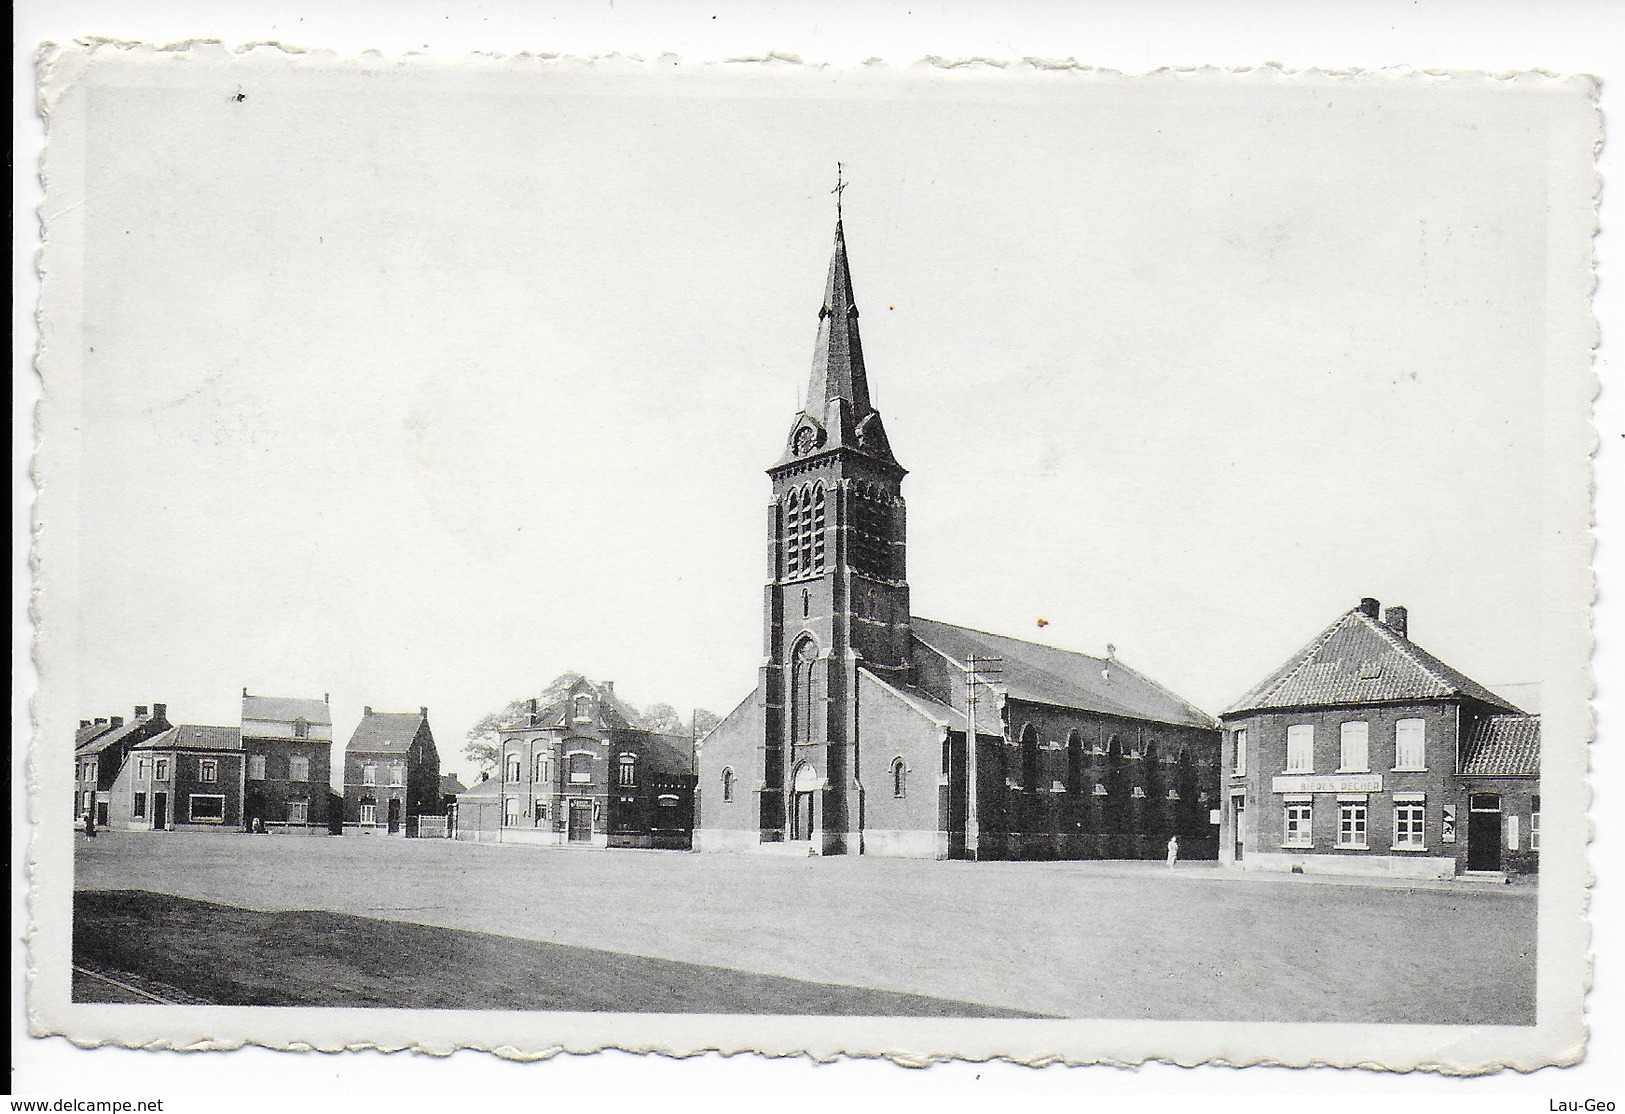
(154, 793), (167, 831)
(568, 800), (593, 842)
(1468, 793), (1503, 871)
(387, 798), (402, 833)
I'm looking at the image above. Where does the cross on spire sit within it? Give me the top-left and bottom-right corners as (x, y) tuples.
(831, 162), (847, 221)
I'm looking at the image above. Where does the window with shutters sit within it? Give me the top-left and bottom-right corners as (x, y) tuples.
(1339, 721), (1369, 772)
(1395, 719), (1426, 770)
(1286, 725), (1314, 772)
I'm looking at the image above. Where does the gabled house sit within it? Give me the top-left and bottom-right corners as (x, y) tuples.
(74, 703), (171, 828)
(454, 674), (696, 849)
(1219, 597), (1539, 879)
(113, 725), (245, 831)
(241, 690), (334, 831)
(341, 706), (441, 835)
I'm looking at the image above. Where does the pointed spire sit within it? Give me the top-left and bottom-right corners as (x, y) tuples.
(807, 218), (872, 419)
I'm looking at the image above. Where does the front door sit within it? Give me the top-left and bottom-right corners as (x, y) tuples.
(568, 800), (593, 842)
(791, 792), (815, 841)
(96, 801), (110, 828)
(1232, 798), (1246, 863)
(1468, 793), (1503, 871)
(154, 793), (168, 831)
(387, 798), (402, 834)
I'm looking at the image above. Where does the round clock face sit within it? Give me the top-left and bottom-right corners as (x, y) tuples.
(793, 426), (817, 455)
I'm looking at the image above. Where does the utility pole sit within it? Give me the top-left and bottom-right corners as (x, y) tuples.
(963, 654), (1002, 860)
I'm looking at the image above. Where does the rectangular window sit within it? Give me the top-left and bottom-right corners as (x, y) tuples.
(1233, 729), (1247, 776)
(1339, 721), (1369, 772)
(199, 758), (218, 784)
(504, 797), (520, 826)
(536, 753), (551, 783)
(1395, 719), (1426, 770)
(137, 758), (152, 781)
(133, 792), (147, 819)
(1284, 802), (1313, 847)
(247, 754), (266, 780)
(389, 764), (405, 787)
(1286, 725), (1314, 773)
(188, 794), (226, 822)
(362, 764), (378, 786)
(1337, 801), (1368, 848)
(360, 801), (377, 825)
(1531, 796), (1541, 851)
(1505, 814), (1520, 851)
(288, 798), (308, 824)
(155, 758), (169, 781)
(1393, 803), (1426, 849)
(289, 755), (309, 782)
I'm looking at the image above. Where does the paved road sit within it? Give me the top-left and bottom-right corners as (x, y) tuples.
(74, 831), (1536, 1022)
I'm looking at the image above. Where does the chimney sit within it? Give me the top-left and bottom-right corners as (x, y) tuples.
(363, 705), (373, 716)
(79, 719), (90, 729)
(420, 706), (429, 719)
(110, 716), (124, 729)
(1384, 605), (1409, 640)
(134, 705), (149, 718)
(480, 770), (489, 782)
(1358, 597), (1380, 619)
(152, 703), (166, 722)
(324, 693), (330, 703)
(95, 717), (107, 726)
(243, 686), (249, 698)
(602, 680), (615, 695)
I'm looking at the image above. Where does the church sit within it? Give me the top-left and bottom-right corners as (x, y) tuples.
(695, 210), (1222, 860)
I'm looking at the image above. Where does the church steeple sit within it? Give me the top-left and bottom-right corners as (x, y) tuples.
(807, 220), (872, 419)
(775, 213), (899, 471)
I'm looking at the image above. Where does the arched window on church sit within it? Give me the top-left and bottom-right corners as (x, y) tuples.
(891, 757), (907, 799)
(790, 638), (823, 745)
(782, 488), (802, 578)
(721, 766), (735, 803)
(1067, 730), (1083, 796)
(1020, 724), (1039, 792)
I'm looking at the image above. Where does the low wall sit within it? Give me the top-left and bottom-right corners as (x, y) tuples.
(1246, 851), (1458, 880)
(693, 828), (758, 854)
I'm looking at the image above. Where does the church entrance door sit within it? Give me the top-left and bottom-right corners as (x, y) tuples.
(790, 763), (820, 842)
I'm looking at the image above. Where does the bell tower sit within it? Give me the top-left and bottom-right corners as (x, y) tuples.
(758, 205), (911, 854)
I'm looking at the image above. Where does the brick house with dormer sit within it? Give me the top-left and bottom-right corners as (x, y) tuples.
(74, 703), (171, 828)
(454, 674), (696, 849)
(1220, 597), (1539, 879)
(241, 690), (334, 831)
(342, 706), (441, 835)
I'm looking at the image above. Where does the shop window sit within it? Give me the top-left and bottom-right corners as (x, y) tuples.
(1337, 801), (1368, 849)
(188, 794), (226, 822)
(1284, 802), (1313, 847)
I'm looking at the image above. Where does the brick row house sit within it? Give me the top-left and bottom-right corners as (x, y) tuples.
(341, 706), (442, 835)
(74, 703), (170, 828)
(241, 691), (335, 832)
(454, 674), (697, 849)
(1219, 598), (1539, 880)
(695, 216), (1222, 859)
(109, 725), (246, 831)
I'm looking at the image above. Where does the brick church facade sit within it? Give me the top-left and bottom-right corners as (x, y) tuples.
(695, 216), (1222, 859)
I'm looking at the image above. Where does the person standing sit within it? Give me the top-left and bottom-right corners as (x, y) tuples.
(1166, 834), (1178, 869)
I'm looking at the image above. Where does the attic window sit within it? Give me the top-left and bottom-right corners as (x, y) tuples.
(1357, 662), (1383, 681)
(573, 695), (594, 722)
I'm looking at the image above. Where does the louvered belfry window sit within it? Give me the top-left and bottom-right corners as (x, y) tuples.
(784, 483), (826, 579)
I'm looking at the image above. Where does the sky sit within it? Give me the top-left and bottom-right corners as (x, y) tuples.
(56, 56), (1566, 785)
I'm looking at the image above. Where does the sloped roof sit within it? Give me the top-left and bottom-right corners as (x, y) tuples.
(1461, 714), (1540, 777)
(135, 725), (242, 752)
(75, 720), (118, 749)
(498, 673), (649, 732)
(860, 669), (973, 734)
(910, 617), (1217, 731)
(241, 694), (331, 725)
(439, 773), (467, 795)
(456, 776), (502, 800)
(1225, 606), (1522, 716)
(76, 714), (157, 756)
(346, 711), (425, 754)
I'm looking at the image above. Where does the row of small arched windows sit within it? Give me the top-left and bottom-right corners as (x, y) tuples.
(782, 484), (827, 579)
